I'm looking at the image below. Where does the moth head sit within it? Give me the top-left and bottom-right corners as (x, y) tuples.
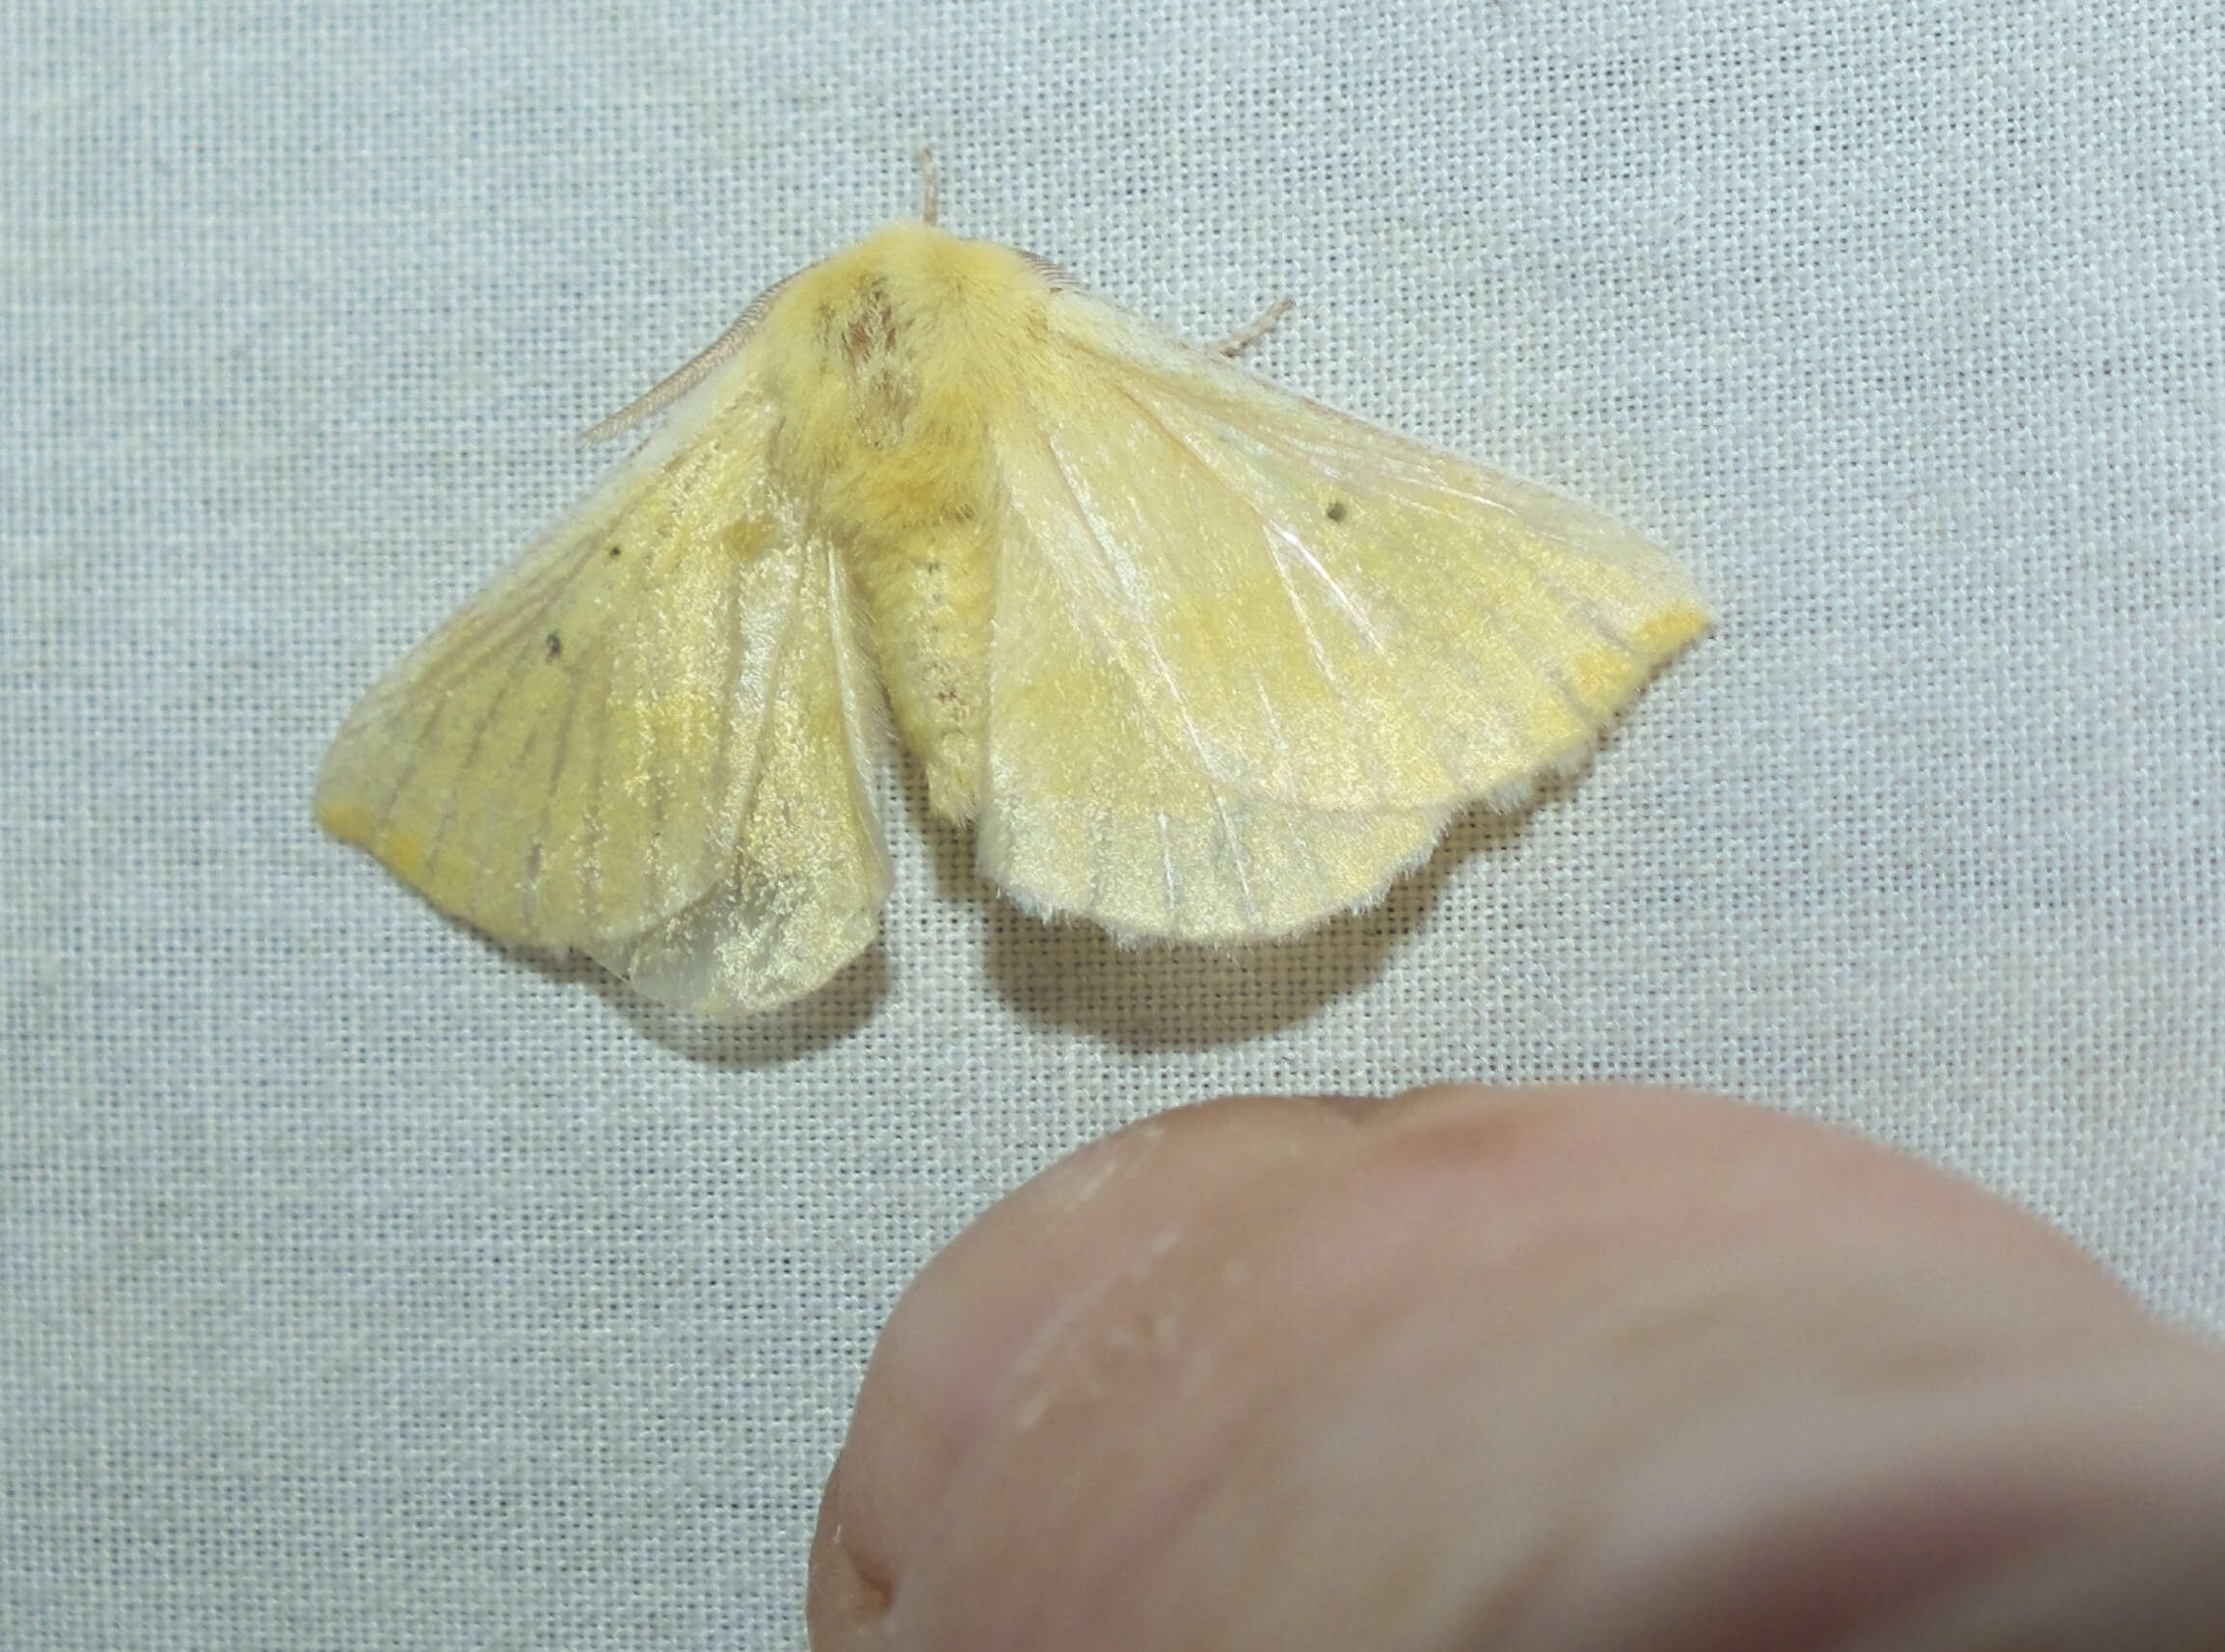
(762, 223), (1050, 528)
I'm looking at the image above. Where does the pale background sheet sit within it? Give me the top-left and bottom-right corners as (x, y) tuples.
(4, 0), (2220, 1645)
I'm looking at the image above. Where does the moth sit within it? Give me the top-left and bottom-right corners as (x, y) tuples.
(316, 163), (1708, 1016)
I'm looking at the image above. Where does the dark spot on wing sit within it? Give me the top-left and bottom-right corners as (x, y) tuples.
(1325, 499), (1350, 522)
(546, 632), (562, 658)
(606, 543), (623, 558)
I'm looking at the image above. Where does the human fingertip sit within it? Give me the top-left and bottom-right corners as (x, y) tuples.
(1843, 1495), (2225, 1652)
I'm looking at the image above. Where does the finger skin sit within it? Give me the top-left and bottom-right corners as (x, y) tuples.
(807, 1086), (2225, 1652)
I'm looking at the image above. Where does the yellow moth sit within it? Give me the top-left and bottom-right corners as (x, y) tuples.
(316, 162), (1708, 1017)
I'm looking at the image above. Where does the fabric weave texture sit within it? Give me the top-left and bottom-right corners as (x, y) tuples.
(5, 2), (2220, 1646)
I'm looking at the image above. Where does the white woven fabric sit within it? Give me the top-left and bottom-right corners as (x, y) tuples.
(6, 1), (2220, 1645)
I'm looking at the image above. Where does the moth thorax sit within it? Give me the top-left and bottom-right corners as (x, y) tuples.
(785, 306), (997, 542)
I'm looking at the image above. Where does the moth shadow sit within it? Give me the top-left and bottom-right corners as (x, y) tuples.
(917, 799), (1540, 1051)
(525, 942), (888, 1067)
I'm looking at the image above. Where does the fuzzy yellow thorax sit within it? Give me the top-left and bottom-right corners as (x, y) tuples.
(754, 223), (1053, 823)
